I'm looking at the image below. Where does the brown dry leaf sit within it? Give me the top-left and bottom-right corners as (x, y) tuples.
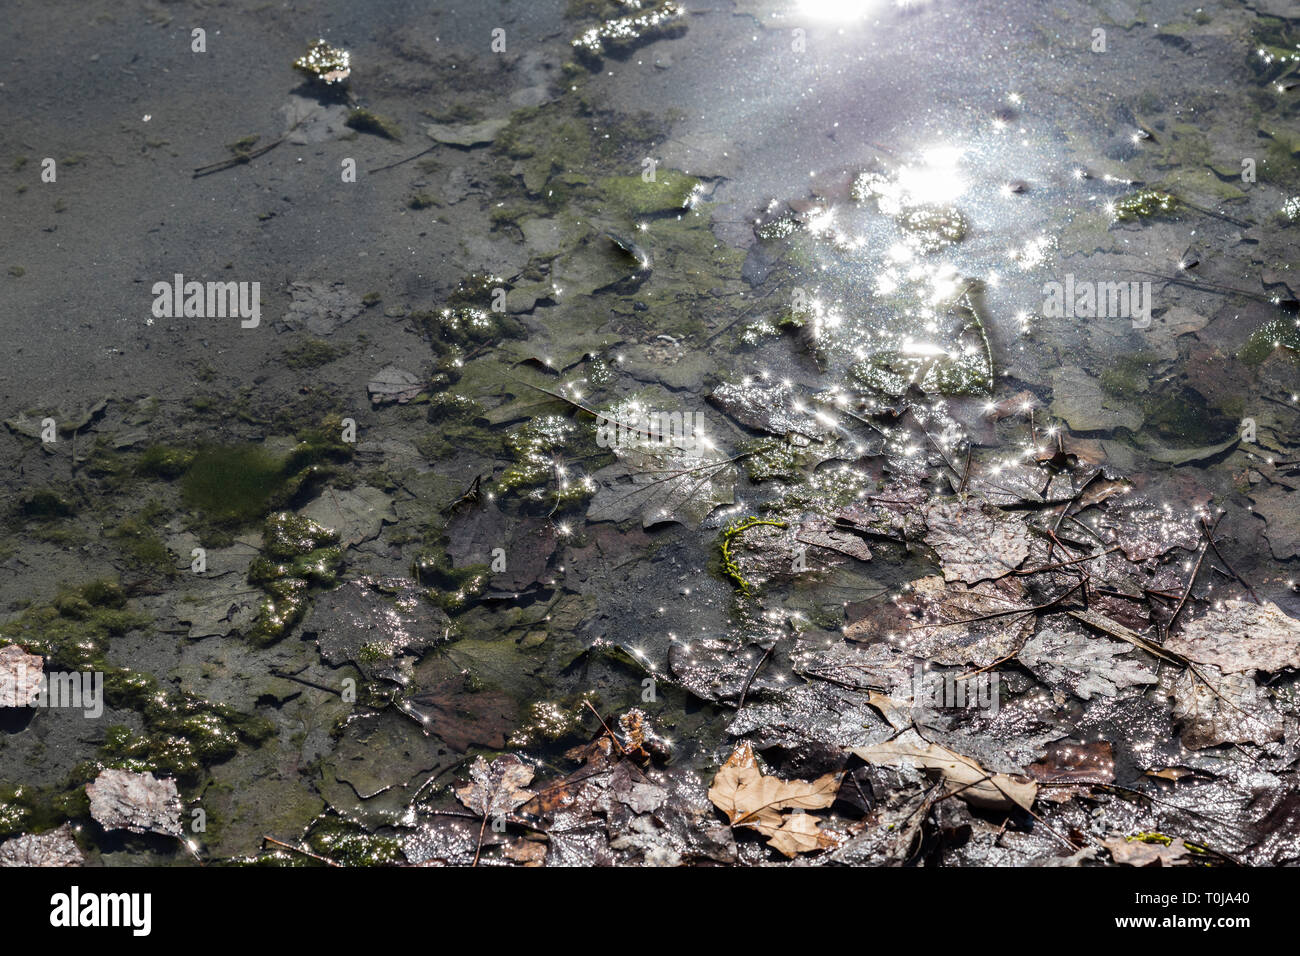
(503, 838), (547, 866)
(1103, 835), (1190, 866)
(763, 811), (838, 857)
(849, 730), (1037, 812)
(707, 742), (841, 857)
(455, 755), (536, 819)
(1164, 600), (1300, 676)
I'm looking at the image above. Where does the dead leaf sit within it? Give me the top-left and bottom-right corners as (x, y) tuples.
(1103, 835), (1189, 866)
(455, 755), (536, 819)
(0, 645), (43, 708)
(848, 730), (1037, 812)
(588, 435), (736, 530)
(86, 769), (184, 837)
(368, 366), (424, 405)
(0, 824), (83, 867)
(924, 498), (1032, 584)
(1164, 600), (1300, 676)
(707, 742), (841, 857)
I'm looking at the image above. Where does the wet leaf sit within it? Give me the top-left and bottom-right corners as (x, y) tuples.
(588, 434), (736, 529)
(367, 366), (424, 405)
(848, 730), (1038, 812)
(301, 576), (448, 684)
(1165, 600), (1300, 676)
(299, 485), (395, 549)
(1019, 625), (1157, 700)
(1103, 834), (1189, 866)
(707, 742), (841, 857)
(0, 824), (83, 867)
(923, 497), (1033, 584)
(455, 755), (536, 819)
(0, 645), (43, 708)
(281, 280), (362, 335)
(1164, 665), (1283, 750)
(708, 380), (827, 440)
(849, 574), (1035, 668)
(86, 769), (184, 838)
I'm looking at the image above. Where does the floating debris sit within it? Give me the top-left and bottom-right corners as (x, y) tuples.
(1110, 188), (1179, 222)
(572, 1), (686, 64)
(293, 39), (351, 86)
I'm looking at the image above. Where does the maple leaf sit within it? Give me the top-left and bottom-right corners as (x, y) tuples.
(707, 742), (841, 857)
(455, 755), (536, 819)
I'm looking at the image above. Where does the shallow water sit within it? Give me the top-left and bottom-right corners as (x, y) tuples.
(2, 0), (1299, 866)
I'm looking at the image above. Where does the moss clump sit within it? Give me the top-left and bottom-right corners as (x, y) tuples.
(410, 305), (524, 355)
(246, 512), (343, 645)
(1112, 189), (1180, 222)
(283, 339), (345, 370)
(307, 818), (405, 866)
(3, 581), (146, 673)
(99, 692), (274, 782)
(743, 438), (812, 483)
(407, 193), (437, 210)
(2, 582), (271, 785)
(416, 393), (498, 460)
(16, 488), (74, 520)
(411, 550), (490, 613)
(1239, 316), (1300, 365)
(110, 503), (174, 575)
(498, 414), (592, 505)
(598, 171), (700, 218)
(181, 445), (289, 524)
(345, 108), (401, 141)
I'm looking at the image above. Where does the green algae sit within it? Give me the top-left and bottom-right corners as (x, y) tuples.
(570, 0), (686, 65)
(411, 305), (525, 357)
(411, 550), (490, 613)
(136, 445), (195, 479)
(1111, 189), (1180, 222)
(179, 437), (347, 529)
(508, 689), (600, 746)
(1239, 315), (1300, 365)
(16, 488), (74, 520)
(598, 171), (700, 218)
(246, 511), (343, 646)
(498, 414), (594, 505)
(110, 501), (174, 575)
(283, 339), (345, 370)
(306, 817), (404, 866)
(0, 580), (271, 785)
(1100, 351), (1157, 399)
(720, 517), (789, 596)
(345, 109), (400, 141)
(182, 445), (291, 525)
(416, 393), (499, 461)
